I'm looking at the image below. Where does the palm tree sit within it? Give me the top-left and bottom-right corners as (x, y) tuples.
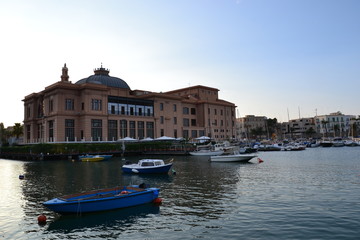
(321, 120), (329, 137)
(12, 123), (23, 139)
(333, 124), (340, 137)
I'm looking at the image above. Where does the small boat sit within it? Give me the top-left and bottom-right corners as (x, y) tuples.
(189, 143), (224, 156)
(43, 184), (160, 214)
(210, 151), (257, 163)
(81, 156), (105, 162)
(79, 154), (113, 161)
(189, 149), (224, 156)
(122, 159), (173, 174)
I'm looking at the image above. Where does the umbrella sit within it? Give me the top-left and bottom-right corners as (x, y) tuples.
(155, 136), (176, 141)
(140, 137), (154, 142)
(196, 136), (210, 140)
(120, 137), (137, 142)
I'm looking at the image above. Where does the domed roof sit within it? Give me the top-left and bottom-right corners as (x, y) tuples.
(75, 66), (130, 89)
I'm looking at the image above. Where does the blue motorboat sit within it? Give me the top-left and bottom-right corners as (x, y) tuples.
(43, 184), (160, 214)
(122, 159), (173, 174)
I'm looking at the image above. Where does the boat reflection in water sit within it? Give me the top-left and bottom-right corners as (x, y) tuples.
(47, 203), (160, 233)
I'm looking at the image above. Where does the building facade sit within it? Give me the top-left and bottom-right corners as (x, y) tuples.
(280, 117), (316, 139)
(23, 64), (236, 143)
(236, 115), (267, 139)
(314, 111), (355, 138)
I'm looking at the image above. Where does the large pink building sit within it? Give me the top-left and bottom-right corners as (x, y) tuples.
(23, 64), (236, 143)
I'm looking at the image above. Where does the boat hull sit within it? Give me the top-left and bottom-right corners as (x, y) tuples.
(122, 163), (173, 174)
(43, 186), (159, 214)
(79, 154), (113, 161)
(81, 157), (104, 162)
(189, 150), (224, 156)
(210, 154), (257, 162)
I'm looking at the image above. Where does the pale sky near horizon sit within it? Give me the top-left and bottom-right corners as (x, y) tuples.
(1, 0), (359, 127)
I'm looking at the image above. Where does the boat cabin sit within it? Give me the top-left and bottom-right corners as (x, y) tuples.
(139, 159), (165, 167)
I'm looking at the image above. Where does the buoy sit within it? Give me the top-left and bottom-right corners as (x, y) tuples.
(19, 175), (25, 180)
(37, 214), (47, 224)
(120, 190), (129, 194)
(153, 198), (162, 205)
(258, 158), (264, 163)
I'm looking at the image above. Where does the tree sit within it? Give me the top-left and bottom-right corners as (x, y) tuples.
(321, 120), (329, 137)
(333, 124), (340, 137)
(0, 123), (4, 145)
(12, 123), (23, 139)
(305, 127), (316, 138)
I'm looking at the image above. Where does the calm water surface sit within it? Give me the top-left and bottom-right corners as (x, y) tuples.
(1, 147), (360, 239)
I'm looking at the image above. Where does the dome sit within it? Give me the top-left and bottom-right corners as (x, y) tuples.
(75, 66), (130, 89)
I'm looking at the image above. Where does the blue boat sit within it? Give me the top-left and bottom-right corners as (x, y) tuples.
(122, 159), (173, 174)
(43, 184), (160, 214)
(78, 154), (113, 161)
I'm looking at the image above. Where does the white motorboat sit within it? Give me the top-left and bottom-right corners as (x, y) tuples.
(210, 151), (257, 163)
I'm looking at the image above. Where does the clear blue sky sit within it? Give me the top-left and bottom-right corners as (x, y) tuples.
(1, 0), (359, 127)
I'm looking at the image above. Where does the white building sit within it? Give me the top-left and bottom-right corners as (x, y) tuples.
(314, 111), (355, 138)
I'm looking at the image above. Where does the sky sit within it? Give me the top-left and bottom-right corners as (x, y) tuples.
(1, 0), (359, 127)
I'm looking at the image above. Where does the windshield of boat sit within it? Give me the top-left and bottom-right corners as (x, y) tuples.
(141, 162), (155, 166)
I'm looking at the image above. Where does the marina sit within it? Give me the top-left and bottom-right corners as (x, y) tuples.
(1, 147), (360, 239)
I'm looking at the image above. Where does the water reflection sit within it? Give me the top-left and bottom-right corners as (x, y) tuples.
(46, 203), (160, 233)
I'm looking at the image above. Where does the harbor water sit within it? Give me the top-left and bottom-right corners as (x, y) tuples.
(1, 147), (360, 239)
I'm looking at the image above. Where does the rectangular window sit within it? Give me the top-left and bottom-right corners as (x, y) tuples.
(138, 121), (145, 139)
(160, 129), (164, 136)
(91, 119), (102, 141)
(49, 99), (54, 112)
(48, 120), (54, 142)
(183, 118), (189, 127)
(65, 99), (74, 111)
(160, 103), (164, 111)
(120, 120), (127, 138)
(191, 119), (196, 126)
(183, 130), (189, 138)
(145, 106), (154, 116)
(160, 116), (164, 124)
(146, 122), (154, 138)
(65, 119), (75, 141)
(191, 130), (197, 138)
(120, 106), (126, 115)
(108, 120), (118, 141)
(129, 121), (136, 138)
(173, 104), (177, 112)
(108, 103), (118, 115)
(183, 107), (189, 114)
(174, 129), (178, 138)
(174, 117), (177, 125)
(191, 108), (196, 115)
(199, 130), (205, 137)
(91, 99), (102, 111)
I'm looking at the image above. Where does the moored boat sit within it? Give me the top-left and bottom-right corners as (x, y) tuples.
(122, 159), (173, 174)
(210, 152), (257, 163)
(79, 154), (113, 161)
(43, 184), (160, 214)
(189, 149), (224, 156)
(81, 156), (105, 162)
